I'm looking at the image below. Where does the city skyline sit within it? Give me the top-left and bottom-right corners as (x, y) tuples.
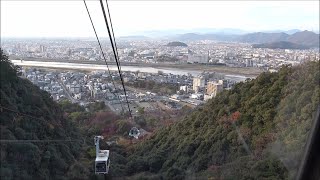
(1, 0), (319, 38)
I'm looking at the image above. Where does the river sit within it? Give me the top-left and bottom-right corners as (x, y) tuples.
(11, 60), (250, 82)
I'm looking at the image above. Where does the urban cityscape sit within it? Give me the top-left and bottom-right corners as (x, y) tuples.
(2, 38), (319, 69)
(1, 37), (319, 116)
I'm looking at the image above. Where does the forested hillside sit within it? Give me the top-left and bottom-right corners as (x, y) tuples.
(1, 48), (319, 179)
(0, 50), (85, 179)
(118, 61), (319, 179)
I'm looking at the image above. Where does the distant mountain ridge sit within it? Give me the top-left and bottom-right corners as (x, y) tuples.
(286, 30), (320, 47)
(237, 32), (290, 44)
(119, 29), (319, 49)
(252, 41), (309, 50)
(127, 28), (310, 37)
(250, 31), (319, 49)
(172, 30), (319, 48)
(261, 29), (301, 35)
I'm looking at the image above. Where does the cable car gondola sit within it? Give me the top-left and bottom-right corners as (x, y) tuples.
(94, 136), (110, 174)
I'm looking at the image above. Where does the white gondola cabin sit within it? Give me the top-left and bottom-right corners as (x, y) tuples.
(94, 136), (110, 174)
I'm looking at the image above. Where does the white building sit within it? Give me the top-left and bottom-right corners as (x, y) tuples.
(190, 93), (203, 100)
(188, 54), (209, 64)
(179, 85), (188, 92)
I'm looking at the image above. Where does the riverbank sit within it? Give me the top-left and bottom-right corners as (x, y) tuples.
(10, 56), (262, 77)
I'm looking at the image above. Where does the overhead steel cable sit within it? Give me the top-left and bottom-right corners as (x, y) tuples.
(99, 0), (132, 118)
(83, 0), (125, 113)
(105, 0), (121, 71)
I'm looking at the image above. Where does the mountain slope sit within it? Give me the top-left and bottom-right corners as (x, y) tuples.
(237, 32), (290, 43)
(173, 33), (237, 41)
(0, 50), (84, 179)
(175, 33), (205, 41)
(122, 61), (319, 179)
(286, 30), (320, 47)
(251, 31), (319, 49)
(284, 29), (302, 35)
(252, 41), (309, 49)
(171, 30), (319, 48)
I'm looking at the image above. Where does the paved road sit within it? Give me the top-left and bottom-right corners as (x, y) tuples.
(57, 79), (78, 103)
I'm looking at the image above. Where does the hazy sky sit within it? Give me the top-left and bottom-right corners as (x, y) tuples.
(1, 0), (319, 38)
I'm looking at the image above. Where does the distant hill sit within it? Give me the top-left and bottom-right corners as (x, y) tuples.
(284, 29), (302, 35)
(243, 30), (319, 48)
(286, 30), (320, 47)
(166, 41), (188, 47)
(237, 32), (290, 44)
(252, 41), (309, 49)
(175, 33), (204, 41)
(131, 28), (320, 38)
(174, 33), (238, 42)
(171, 30), (319, 49)
(261, 29), (301, 35)
(121, 29), (319, 48)
(134, 28), (248, 38)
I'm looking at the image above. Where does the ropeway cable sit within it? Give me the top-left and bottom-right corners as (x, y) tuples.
(83, 0), (125, 113)
(99, 0), (133, 118)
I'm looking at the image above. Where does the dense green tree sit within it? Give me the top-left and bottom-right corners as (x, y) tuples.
(0, 49), (85, 179)
(120, 61), (319, 179)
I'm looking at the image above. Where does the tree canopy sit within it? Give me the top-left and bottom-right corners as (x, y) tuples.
(118, 61), (319, 179)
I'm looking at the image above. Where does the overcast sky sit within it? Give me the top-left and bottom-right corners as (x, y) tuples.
(1, 0), (319, 38)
